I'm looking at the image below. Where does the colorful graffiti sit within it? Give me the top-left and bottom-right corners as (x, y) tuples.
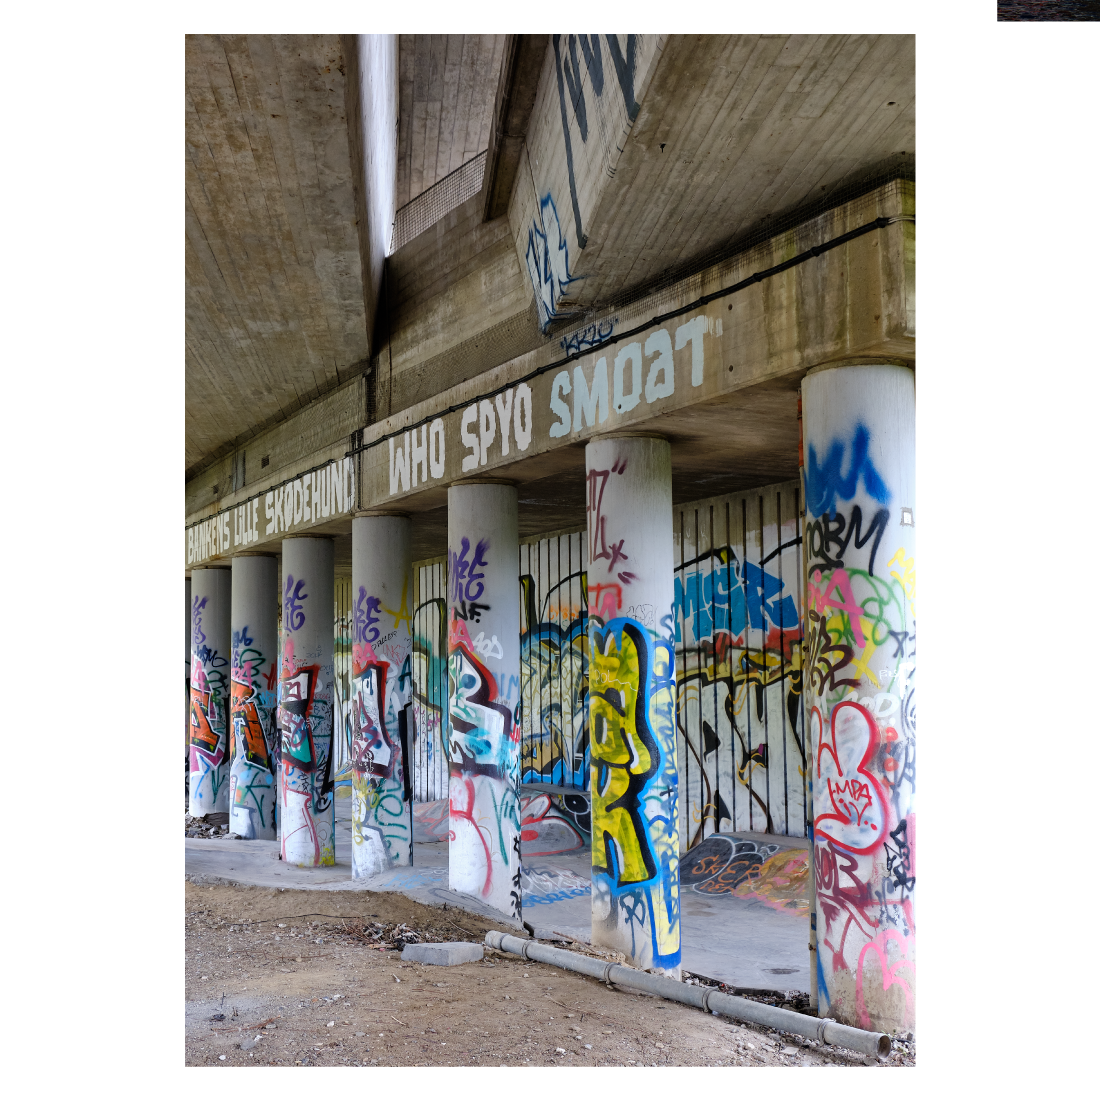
(411, 589), (449, 802)
(278, 571), (335, 866)
(803, 400), (916, 1034)
(519, 790), (590, 856)
(411, 788), (590, 857)
(673, 502), (806, 843)
(228, 624), (278, 838)
(589, 617), (681, 972)
(351, 576), (414, 879)
(447, 520), (523, 919)
(189, 592), (230, 814)
(520, 562), (589, 789)
(677, 834), (809, 913)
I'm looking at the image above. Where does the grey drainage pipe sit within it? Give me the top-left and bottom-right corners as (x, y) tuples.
(484, 931), (890, 1059)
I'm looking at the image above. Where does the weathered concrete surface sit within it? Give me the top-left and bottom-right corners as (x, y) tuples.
(401, 941), (484, 965)
(185, 180), (914, 569)
(508, 35), (913, 328)
(185, 789), (811, 994)
(395, 36), (506, 209)
(185, 35), (372, 475)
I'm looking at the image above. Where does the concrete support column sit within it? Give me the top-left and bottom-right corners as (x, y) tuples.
(447, 481), (522, 919)
(229, 555), (280, 839)
(189, 568), (232, 816)
(802, 363), (916, 1034)
(278, 537), (336, 866)
(350, 515), (415, 877)
(585, 435), (680, 976)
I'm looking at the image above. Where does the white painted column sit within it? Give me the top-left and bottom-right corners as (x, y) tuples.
(585, 435), (680, 976)
(447, 481), (522, 919)
(189, 568), (232, 816)
(802, 363), (916, 1034)
(229, 555), (280, 840)
(278, 537), (336, 866)
(350, 515), (415, 877)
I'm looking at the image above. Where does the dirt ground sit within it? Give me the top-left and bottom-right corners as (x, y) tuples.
(184, 882), (916, 1068)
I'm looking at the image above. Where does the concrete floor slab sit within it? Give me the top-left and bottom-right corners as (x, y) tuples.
(186, 794), (811, 992)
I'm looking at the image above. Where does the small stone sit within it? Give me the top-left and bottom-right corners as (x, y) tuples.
(219, 1055), (226, 1061)
(265, 1024), (277, 1030)
(327, 1021), (335, 1027)
(556, 1047), (566, 1054)
(584, 1044), (592, 1050)
(781, 1045), (798, 1055)
(355, 1032), (365, 1037)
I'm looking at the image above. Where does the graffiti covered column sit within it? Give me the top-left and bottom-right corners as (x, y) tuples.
(802, 363), (916, 1034)
(279, 537), (337, 866)
(189, 568), (232, 816)
(585, 435), (680, 976)
(351, 515), (415, 877)
(447, 481), (522, 919)
(229, 555), (280, 840)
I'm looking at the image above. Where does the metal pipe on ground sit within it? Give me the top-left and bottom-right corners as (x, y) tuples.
(483, 931), (890, 1059)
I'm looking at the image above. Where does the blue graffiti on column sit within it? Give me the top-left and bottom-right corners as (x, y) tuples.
(805, 423), (891, 515)
(805, 423), (893, 577)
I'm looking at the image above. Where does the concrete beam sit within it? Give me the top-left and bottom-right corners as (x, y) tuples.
(481, 35), (550, 221)
(185, 35), (371, 474)
(184, 181), (913, 569)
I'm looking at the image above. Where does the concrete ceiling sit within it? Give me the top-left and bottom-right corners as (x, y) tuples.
(185, 34), (369, 474)
(557, 33), (915, 311)
(395, 35), (507, 209)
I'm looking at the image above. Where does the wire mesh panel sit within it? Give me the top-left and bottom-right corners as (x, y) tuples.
(389, 150), (488, 254)
(519, 531), (588, 790)
(411, 558), (449, 801)
(333, 577), (354, 790)
(674, 480), (806, 843)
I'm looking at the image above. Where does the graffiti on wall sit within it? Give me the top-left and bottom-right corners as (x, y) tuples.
(526, 194), (583, 331)
(447, 534), (523, 919)
(524, 35), (656, 330)
(351, 577), (414, 878)
(186, 457), (356, 567)
(189, 594), (230, 814)
(520, 557), (589, 789)
(228, 625), (278, 838)
(673, 497), (806, 845)
(278, 573), (335, 866)
(331, 592), (355, 796)
(411, 587), (449, 802)
(803, 418), (916, 1033)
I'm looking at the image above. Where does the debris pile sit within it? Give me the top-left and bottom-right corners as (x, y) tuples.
(339, 918), (428, 949)
(185, 812), (231, 838)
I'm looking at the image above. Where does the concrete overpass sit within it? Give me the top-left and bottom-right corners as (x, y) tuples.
(185, 33), (915, 1037)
